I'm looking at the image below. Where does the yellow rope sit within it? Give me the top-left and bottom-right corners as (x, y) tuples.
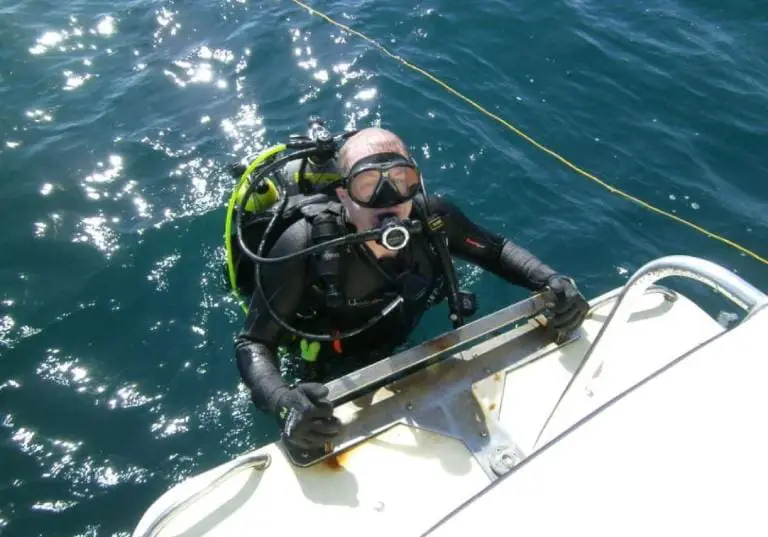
(288, 0), (767, 265)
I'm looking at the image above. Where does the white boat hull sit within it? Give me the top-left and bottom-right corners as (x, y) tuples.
(428, 298), (768, 537)
(132, 256), (767, 537)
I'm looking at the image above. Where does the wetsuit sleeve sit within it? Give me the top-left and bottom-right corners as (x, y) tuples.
(426, 195), (557, 291)
(234, 219), (311, 412)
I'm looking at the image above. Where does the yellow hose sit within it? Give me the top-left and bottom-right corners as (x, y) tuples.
(224, 144), (288, 314)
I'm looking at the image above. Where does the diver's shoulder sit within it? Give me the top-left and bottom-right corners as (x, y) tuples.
(274, 215), (312, 252)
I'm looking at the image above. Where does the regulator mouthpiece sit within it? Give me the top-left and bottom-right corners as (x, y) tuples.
(377, 214), (410, 251)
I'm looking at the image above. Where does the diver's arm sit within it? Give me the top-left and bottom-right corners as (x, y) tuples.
(234, 219), (311, 412)
(425, 195), (557, 290)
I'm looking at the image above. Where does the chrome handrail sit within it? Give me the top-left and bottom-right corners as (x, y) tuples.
(133, 452), (271, 537)
(535, 255), (768, 449)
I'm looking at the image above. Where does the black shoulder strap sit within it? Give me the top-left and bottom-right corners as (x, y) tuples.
(411, 192), (429, 219)
(412, 193), (467, 328)
(293, 191), (342, 219)
(305, 201), (346, 309)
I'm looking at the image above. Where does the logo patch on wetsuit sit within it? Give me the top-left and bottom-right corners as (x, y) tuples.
(427, 216), (445, 231)
(464, 237), (487, 249)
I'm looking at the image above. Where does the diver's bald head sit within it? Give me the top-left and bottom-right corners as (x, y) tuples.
(338, 127), (410, 176)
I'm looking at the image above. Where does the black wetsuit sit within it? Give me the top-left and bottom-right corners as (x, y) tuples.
(236, 194), (558, 412)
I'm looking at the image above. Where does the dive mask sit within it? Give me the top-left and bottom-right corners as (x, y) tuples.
(345, 152), (421, 209)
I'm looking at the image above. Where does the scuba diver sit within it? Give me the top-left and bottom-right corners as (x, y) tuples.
(227, 120), (589, 451)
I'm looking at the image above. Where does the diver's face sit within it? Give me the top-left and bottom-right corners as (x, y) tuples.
(336, 187), (413, 231)
(338, 151), (419, 232)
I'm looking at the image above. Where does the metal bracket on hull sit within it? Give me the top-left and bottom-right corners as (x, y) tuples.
(283, 284), (685, 474)
(282, 287), (583, 475)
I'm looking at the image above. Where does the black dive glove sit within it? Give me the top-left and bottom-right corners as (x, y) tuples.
(544, 275), (590, 338)
(270, 383), (342, 450)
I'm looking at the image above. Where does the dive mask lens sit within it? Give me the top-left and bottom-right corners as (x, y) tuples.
(347, 153), (420, 208)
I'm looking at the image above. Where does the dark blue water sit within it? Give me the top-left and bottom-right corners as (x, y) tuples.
(1, 0), (766, 535)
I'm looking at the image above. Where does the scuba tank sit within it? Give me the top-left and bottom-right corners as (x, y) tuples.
(235, 173), (279, 212)
(284, 116), (344, 195)
(232, 116), (344, 212)
(228, 117), (347, 308)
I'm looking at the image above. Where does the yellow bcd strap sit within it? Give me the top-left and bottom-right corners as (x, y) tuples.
(300, 339), (321, 362)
